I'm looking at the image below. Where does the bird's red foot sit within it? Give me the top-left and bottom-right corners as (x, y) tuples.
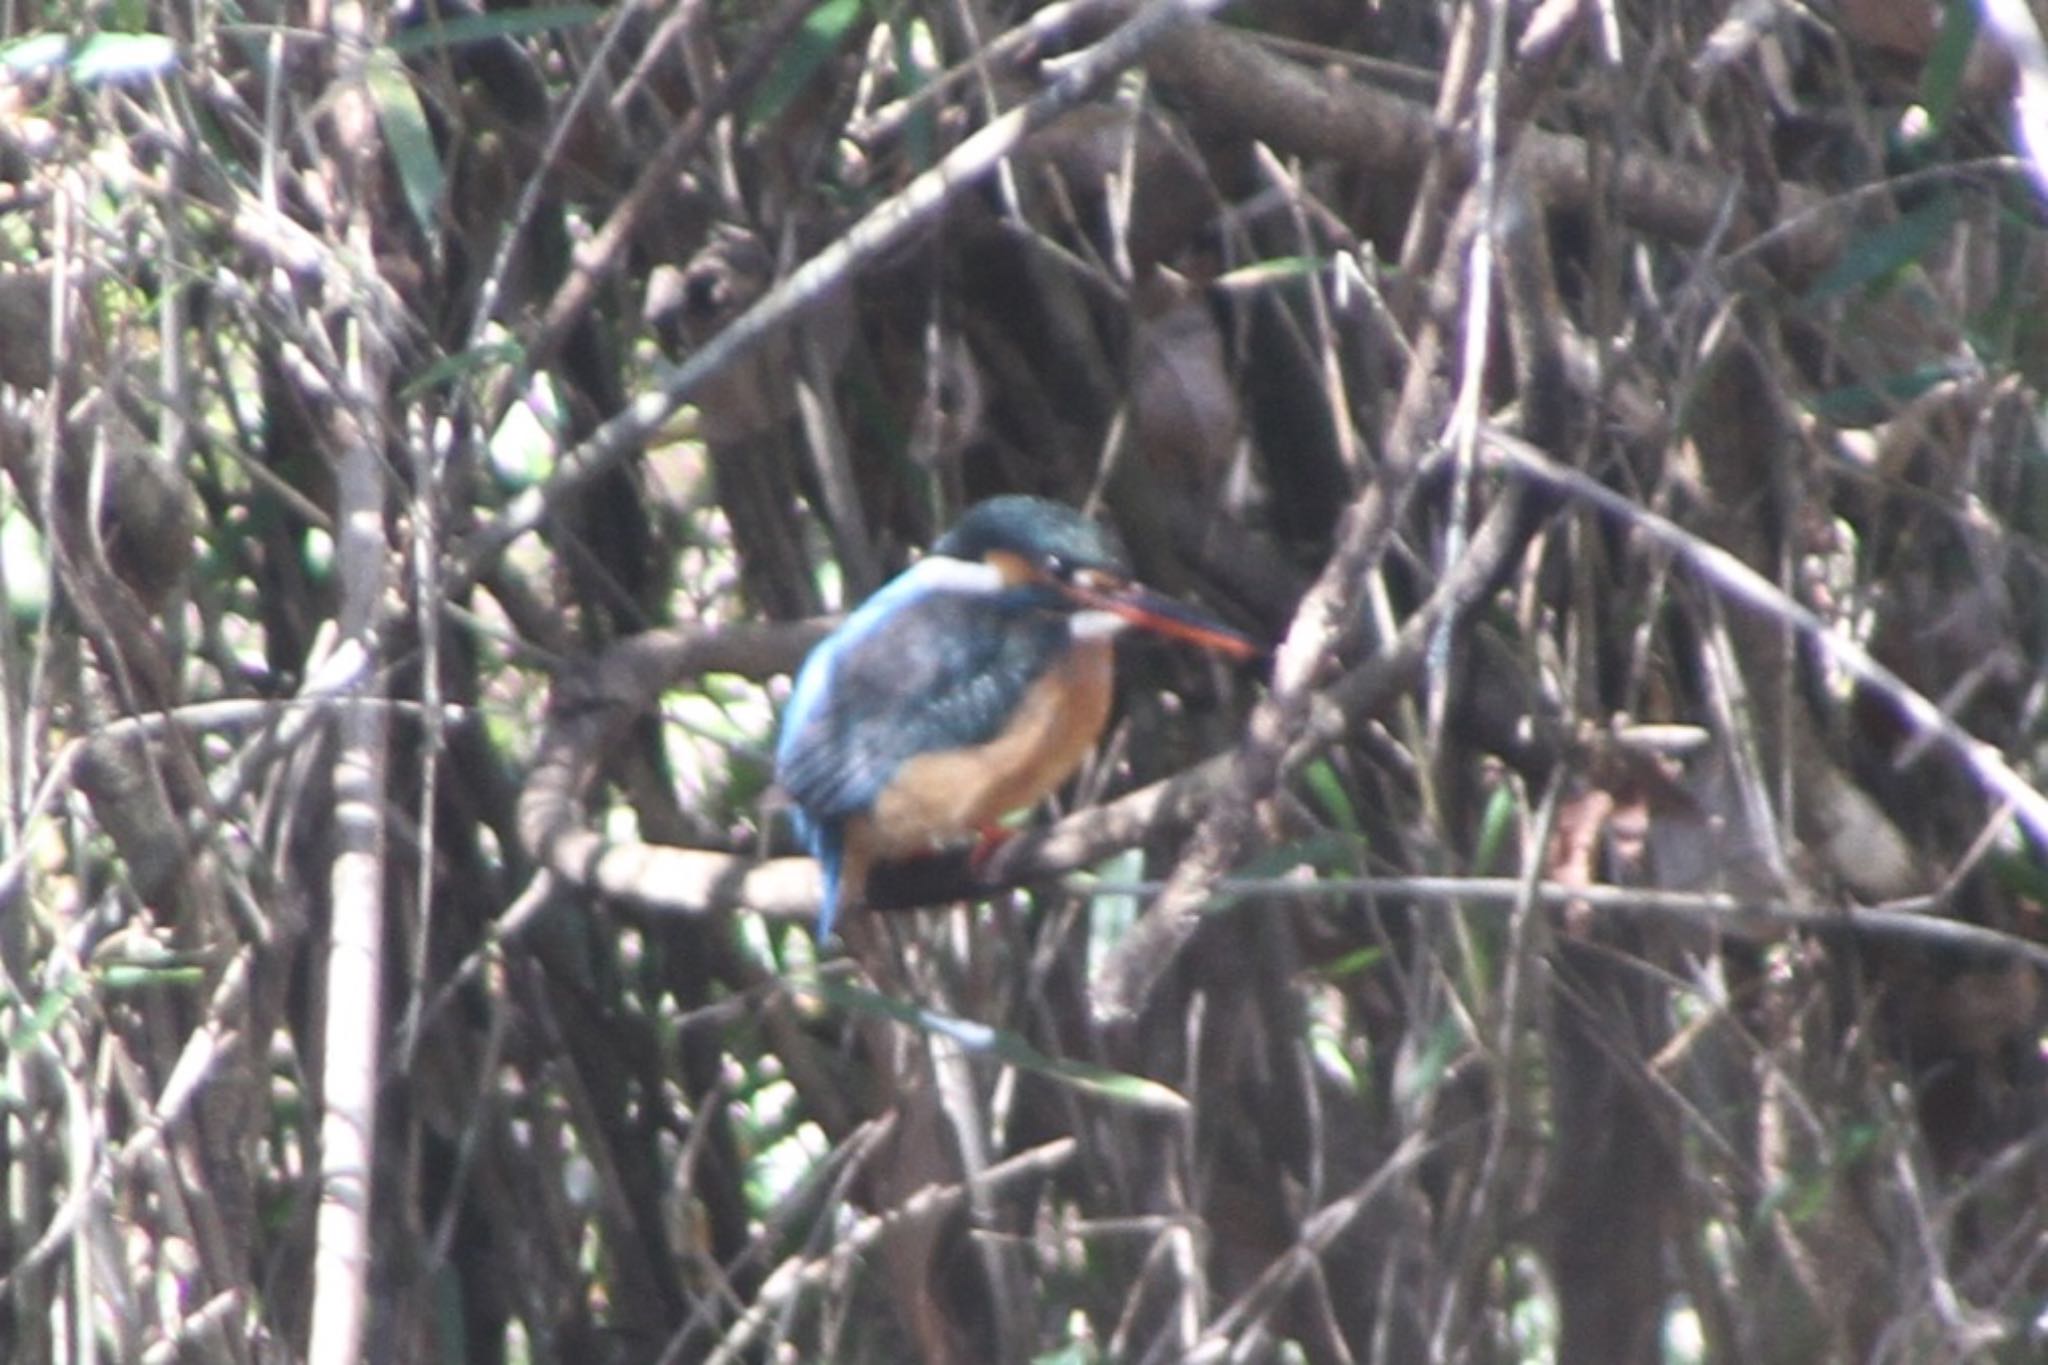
(968, 824), (1015, 874)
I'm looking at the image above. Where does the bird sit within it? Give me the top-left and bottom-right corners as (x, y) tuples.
(776, 495), (1259, 939)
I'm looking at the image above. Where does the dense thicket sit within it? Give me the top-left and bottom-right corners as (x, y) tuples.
(2, 1), (2045, 1361)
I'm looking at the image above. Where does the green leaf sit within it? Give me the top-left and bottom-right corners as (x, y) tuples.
(98, 962), (208, 990)
(1082, 846), (1145, 978)
(1317, 944), (1386, 981)
(1804, 361), (1958, 425)
(891, 18), (941, 169)
(810, 980), (1189, 1114)
(1804, 195), (1960, 304)
(1204, 832), (1370, 914)
(1033, 1338), (1101, 1365)
(3, 506), (51, 618)
(0, 33), (69, 75)
(385, 4), (601, 56)
(69, 32), (179, 83)
(1988, 846), (2048, 903)
(0, 31), (178, 84)
(400, 338), (524, 400)
(366, 48), (443, 244)
(487, 399), (560, 488)
(3, 971), (89, 1060)
(1753, 1123), (1886, 1231)
(1919, 0), (1980, 136)
(746, 0), (864, 131)
(1303, 756), (1361, 836)
(1394, 1013), (1467, 1111)
(1213, 256), (1322, 292)
(1473, 781), (1517, 876)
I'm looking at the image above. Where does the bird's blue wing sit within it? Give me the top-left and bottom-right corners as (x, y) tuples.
(776, 585), (1067, 824)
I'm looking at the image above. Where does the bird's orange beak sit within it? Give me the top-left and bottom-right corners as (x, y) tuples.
(1064, 578), (1262, 659)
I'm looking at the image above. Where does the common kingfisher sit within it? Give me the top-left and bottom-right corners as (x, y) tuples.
(776, 495), (1259, 939)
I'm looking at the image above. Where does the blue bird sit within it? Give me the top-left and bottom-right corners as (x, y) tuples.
(776, 495), (1258, 939)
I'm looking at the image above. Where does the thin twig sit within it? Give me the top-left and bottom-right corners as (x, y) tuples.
(847, 0), (1104, 149)
(1073, 875), (2048, 973)
(453, 0), (1229, 591)
(697, 1138), (1079, 1365)
(485, 0), (814, 415)
(0, 948), (257, 1295)
(1485, 427), (2048, 853)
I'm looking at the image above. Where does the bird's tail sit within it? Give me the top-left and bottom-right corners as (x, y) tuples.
(796, 811), (845, 940)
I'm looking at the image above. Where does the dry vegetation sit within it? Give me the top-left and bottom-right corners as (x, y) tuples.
(3, 0), (2048, 1361)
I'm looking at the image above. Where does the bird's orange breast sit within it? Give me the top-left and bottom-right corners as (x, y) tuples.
(864, 637), (1115, 858)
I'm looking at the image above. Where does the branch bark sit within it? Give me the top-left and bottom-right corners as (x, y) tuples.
(307, 4), (396, 1355)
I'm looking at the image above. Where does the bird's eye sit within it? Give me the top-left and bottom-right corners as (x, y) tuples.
(1043, 554), (1071, 582)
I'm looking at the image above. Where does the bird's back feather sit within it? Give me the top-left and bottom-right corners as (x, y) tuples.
(777, 585), (1070, 822)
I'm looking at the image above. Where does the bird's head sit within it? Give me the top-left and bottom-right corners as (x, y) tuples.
(930, 496), (1260, 658)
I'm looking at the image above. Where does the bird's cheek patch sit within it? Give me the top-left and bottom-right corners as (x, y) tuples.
(1070, 609), (1133, 640)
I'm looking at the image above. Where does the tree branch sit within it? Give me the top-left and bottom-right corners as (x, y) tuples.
(453, 0), (1229, 590)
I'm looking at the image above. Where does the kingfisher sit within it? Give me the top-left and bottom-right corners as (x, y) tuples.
(776, 495), (1259, 939)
